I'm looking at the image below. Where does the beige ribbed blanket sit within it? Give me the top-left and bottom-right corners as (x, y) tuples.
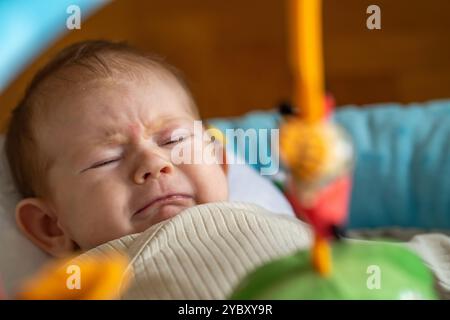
(73, 202), (450, 299)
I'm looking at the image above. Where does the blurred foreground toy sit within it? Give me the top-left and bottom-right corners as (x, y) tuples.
(280, 0), (353, 276)
(229, 0), (437, 299)
(281, 98), (353, 275)
(15, 252), (130, 300)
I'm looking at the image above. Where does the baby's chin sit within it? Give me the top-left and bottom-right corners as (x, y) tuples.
(132, 195), (197, 229)
(151, 203), (194, 225)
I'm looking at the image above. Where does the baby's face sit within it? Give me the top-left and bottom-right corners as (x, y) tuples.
(37, 72), (228, 250)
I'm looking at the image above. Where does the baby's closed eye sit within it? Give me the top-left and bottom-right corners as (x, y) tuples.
(90, 157), (122, 169)
(161, 135), (191, 146)
(158, 126), (193, 147)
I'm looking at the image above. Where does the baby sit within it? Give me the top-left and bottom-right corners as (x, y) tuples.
(5, 40), (229, 257)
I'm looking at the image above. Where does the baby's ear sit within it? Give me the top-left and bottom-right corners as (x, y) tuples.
(15, 198), (76, 258)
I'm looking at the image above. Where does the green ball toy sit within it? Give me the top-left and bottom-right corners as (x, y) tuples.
(230, 241), (437, 300)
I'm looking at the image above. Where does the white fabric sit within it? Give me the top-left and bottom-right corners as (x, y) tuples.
(227, 161), (294, 217)
(73, 202), (311, 299)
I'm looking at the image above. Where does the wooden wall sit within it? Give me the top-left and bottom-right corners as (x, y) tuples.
(324, 0), (450, 106)
(1, 0), (450, 132)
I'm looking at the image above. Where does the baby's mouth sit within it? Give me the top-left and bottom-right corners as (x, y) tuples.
(133, 193), (195, 222)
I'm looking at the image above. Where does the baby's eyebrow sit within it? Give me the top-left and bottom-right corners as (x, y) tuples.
(71, 118), (194, 170)
(91, 117), (194, 148)
(100, 132), (130, 146)
(69, 132), (127, 163)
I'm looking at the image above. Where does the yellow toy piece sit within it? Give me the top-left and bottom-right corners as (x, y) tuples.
(206, 126), (226, 145)
(281, 118), (353, 187)
(16, 252), (130, 300)
(280, 118), (328, 182)
(312, 235), (332, 276)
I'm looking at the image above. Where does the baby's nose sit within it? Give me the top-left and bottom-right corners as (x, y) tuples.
(133, 152), (174, 184)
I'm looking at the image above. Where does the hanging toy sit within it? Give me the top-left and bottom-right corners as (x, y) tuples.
(279, 0), (354, 276)
(229, 0), (438, 299)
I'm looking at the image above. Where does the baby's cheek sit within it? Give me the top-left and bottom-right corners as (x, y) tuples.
(193, 164), (229, 203)
(67, 181), (129, 249)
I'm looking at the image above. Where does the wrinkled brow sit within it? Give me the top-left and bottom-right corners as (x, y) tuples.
(93, 116), (194, 146)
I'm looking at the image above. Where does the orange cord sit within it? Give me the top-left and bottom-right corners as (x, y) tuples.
(312, 235), (332, 276)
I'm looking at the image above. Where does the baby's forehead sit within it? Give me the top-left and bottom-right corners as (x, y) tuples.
(34, 70), (196, 141)
(38, 65), (193, 118)
(46, 62), (183, 96)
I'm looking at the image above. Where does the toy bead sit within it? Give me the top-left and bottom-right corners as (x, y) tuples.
(280, 119), (328, 182)
(312, 235), (332, 276)
(16, 252), (130, 300)
(206, 126), (226, 145)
